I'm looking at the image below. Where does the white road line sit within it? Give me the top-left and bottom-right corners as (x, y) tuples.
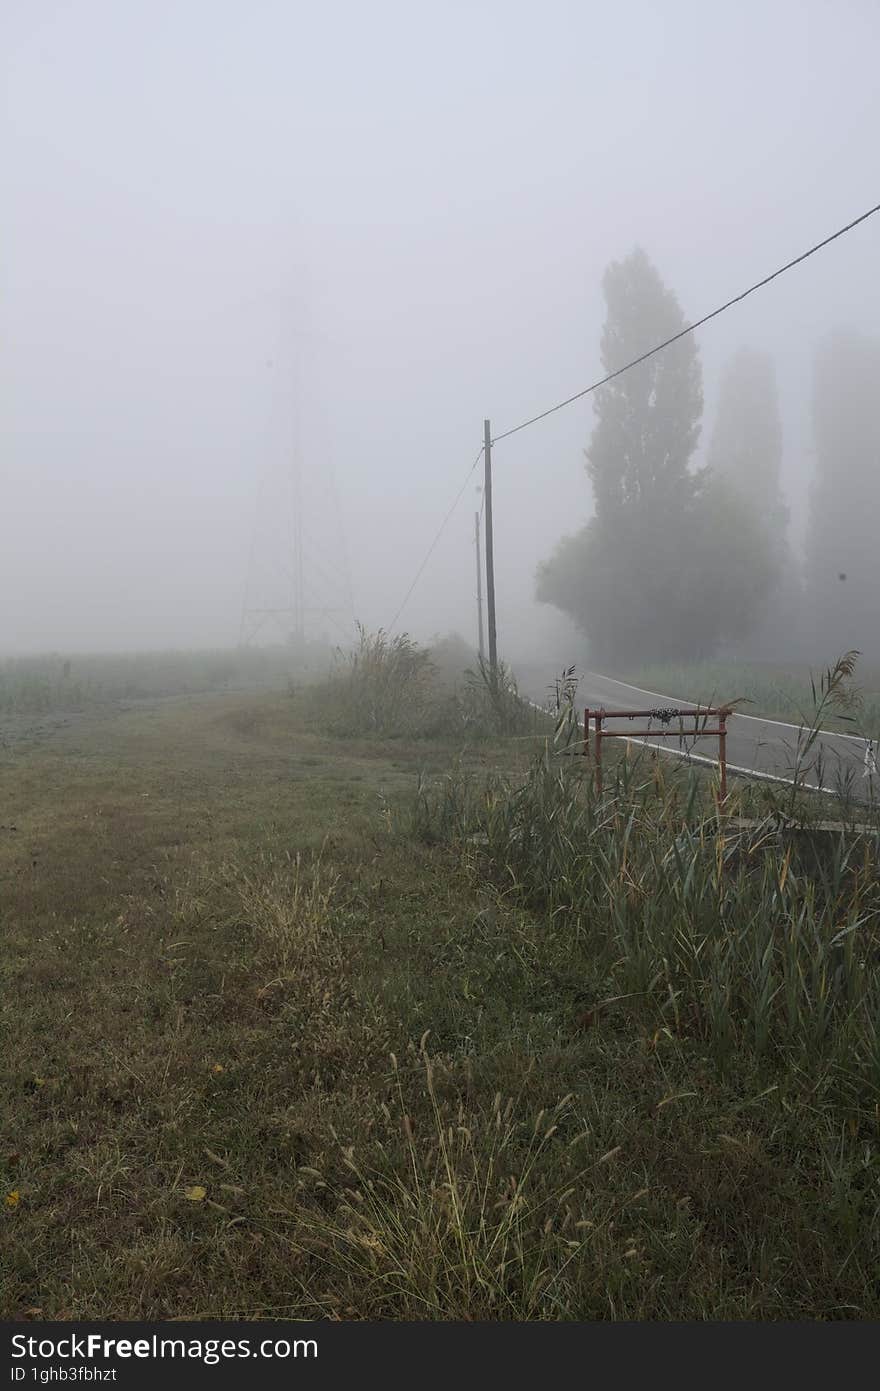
(528, 699), (849, 796)
(604, 735), (840, 795)
(581, 670), (867, 744)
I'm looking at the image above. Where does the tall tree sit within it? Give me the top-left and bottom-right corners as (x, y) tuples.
(538, 251), (778, 664)
(587, 248), (703, 520)
(537, 249), (705, 663)
(703, 348), (789, 654)
(707, 348), (785, 530)
(805, 329), (880, 661)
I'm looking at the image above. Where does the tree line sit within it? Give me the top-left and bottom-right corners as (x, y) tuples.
(536, 247), (880, 667)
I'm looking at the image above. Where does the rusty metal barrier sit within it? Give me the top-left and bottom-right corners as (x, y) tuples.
(584, 705), (731, 802)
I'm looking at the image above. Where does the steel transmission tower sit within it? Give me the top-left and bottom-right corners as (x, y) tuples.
(239, 302), (355, 650)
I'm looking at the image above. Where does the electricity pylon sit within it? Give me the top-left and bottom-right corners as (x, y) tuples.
(239, 299), (355, 649)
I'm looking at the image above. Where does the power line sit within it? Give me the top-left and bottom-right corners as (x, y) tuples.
(492, 198), (880, 444)
(386, 446), (485, 632)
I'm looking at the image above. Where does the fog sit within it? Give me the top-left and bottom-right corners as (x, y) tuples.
(3, 0), (879, 664)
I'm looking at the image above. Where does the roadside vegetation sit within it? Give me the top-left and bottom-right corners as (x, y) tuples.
(3, 640), (880, 1319)
(308, 625), (542, 741)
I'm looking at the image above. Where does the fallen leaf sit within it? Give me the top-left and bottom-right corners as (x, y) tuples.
(5, 1190), (20, 1209)
(184, 1185), (207, 1202)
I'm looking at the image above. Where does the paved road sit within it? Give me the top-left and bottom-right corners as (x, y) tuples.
(515, 664), (877, 799)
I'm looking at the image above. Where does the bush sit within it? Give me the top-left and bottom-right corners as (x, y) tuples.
(308, 626), (541, 742)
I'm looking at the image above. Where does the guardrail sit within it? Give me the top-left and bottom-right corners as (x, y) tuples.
(585, 705), (731, 801)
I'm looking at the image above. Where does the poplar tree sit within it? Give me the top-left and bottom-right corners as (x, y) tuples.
(805, 329), (880, 661)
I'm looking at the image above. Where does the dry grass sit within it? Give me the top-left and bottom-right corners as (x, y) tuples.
(2, 688), (880, 1319)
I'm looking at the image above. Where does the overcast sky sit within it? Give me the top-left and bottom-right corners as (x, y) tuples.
(3, 0), (879, 657)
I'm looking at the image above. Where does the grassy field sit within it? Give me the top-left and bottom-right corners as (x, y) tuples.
(0, 645), (330, 716)
(621, 659), (880, 740)
(2, 679), (880, 1319)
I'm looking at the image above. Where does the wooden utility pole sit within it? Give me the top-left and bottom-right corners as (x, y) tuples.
(474, 511), (485, 661)
(483, 419), (497, 673)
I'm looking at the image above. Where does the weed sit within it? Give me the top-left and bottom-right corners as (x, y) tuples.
(308, 627), (540, 742)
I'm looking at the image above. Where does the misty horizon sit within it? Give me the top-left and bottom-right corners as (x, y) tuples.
(3, 0), (879, 662)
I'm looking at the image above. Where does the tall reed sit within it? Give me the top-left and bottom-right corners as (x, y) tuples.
(411, 715), (880, 1103)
